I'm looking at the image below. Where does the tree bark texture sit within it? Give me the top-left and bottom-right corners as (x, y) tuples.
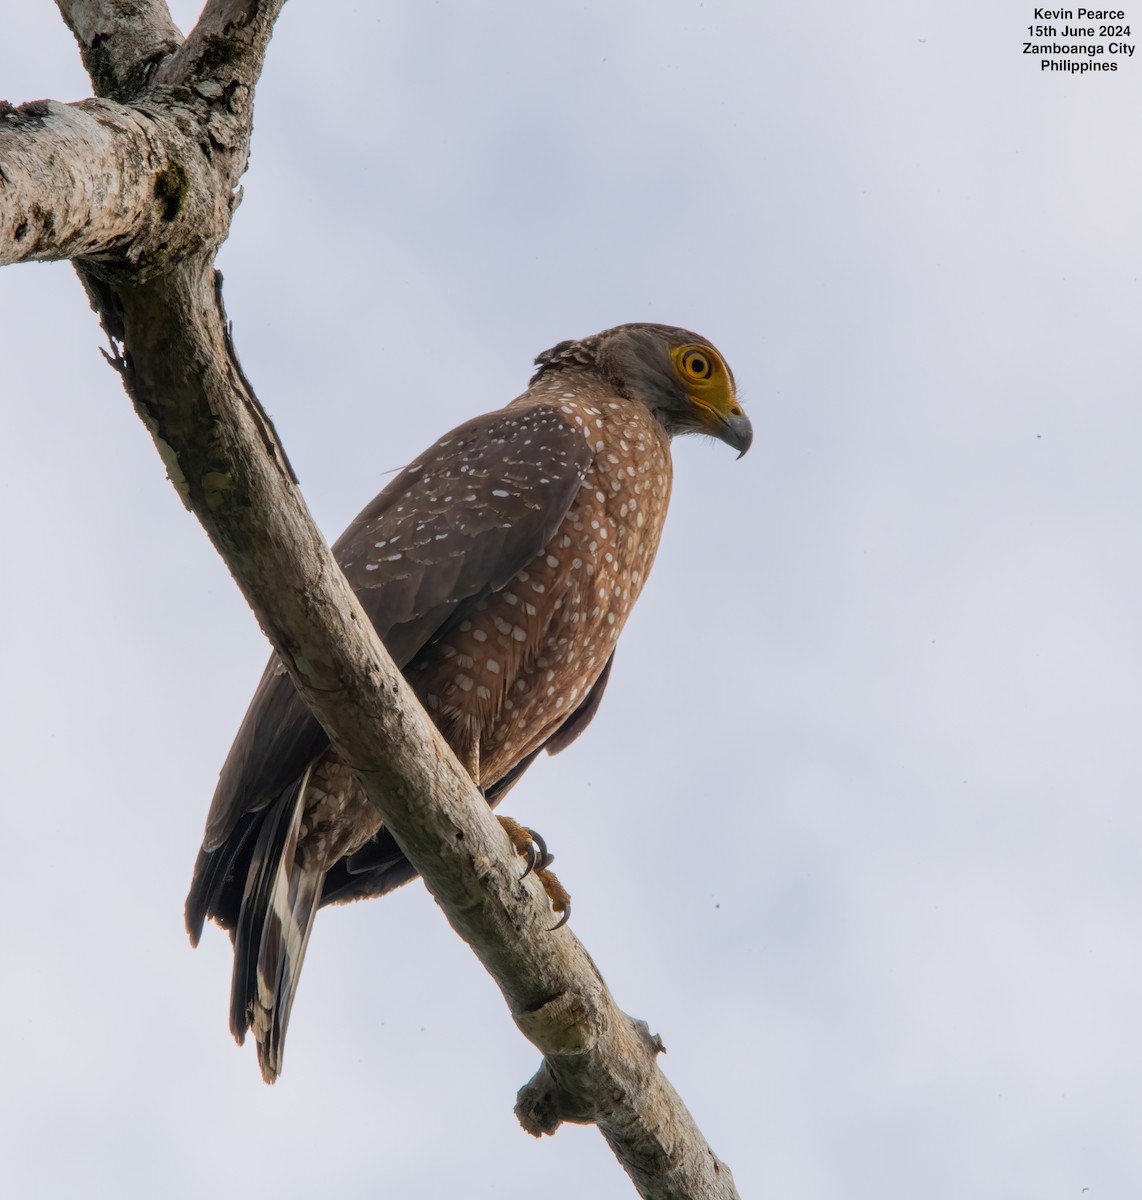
(2, 5), (741, 1198)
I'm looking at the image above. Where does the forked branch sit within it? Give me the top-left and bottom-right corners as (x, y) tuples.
(2, 5), (740, 1197)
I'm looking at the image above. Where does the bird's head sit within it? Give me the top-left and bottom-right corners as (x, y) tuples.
(533, 323), (752, 457)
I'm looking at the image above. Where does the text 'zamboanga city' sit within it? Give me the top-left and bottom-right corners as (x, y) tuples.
(1025, 6), (1134, 71)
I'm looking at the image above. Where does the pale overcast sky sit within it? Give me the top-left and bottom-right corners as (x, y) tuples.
(3, 3), (1141, 1198)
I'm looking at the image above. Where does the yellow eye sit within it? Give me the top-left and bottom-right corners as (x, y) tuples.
(676, 345), (717, 382)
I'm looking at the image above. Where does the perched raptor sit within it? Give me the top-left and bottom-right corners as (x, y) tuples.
(186, 322), (751, 1081)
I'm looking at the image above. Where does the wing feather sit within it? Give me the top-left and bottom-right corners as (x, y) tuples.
(197, 403), (591, 861)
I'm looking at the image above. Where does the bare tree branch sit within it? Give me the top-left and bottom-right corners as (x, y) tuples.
(0, 97), (217, 267)
(3, 5), (743, 1197)
(77, 252), (741, 1199)
(55, 0), (182, 100)
(1, 0), (284, 268)
(155, 0), (285, 92)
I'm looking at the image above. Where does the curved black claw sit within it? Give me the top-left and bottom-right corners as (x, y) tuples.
(549, 899), (571, 931)
(520, 828), (555, 879)
(537, 867), (571, 930)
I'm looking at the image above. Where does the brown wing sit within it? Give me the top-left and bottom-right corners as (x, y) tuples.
(187, 403), (593, 933)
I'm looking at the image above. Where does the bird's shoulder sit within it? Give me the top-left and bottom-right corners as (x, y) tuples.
(335, 395), (601, 591)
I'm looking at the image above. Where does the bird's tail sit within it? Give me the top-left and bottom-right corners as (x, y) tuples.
(230, 762), (323, 1084)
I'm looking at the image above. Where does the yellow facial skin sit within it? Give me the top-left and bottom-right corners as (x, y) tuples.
(669, 343), (749, 451)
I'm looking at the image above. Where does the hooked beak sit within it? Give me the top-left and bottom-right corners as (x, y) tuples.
(715, 409), (753, 459)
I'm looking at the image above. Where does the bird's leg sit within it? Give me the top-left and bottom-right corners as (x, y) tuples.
(497, 815), (571, 929)
(461, 737), (481, 786)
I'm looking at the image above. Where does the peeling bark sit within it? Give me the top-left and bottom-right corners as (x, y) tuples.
(2, 5), (741, 1198)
